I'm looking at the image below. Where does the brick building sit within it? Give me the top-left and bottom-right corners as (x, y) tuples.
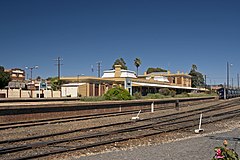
(60, 65), (195, 97)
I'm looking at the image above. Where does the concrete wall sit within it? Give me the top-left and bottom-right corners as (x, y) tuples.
(0, 89), (61, 98)
(62, 86), (76, 97)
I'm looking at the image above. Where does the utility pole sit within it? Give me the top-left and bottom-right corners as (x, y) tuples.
(205, 75), (207, 90)
(227, 62), (229, 89)
(55, 57), (63, 81)
(54, 57), (63, 92)
(96, 61), (102, 78)
(238, 73), (239, 89)
(226, 62), (233, 89)
(91, 65), (94, 72)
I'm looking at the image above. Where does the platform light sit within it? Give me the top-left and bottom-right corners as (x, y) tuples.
(25, 65), (39, 81)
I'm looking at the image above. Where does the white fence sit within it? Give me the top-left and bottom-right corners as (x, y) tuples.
(0, 89), (61, 98)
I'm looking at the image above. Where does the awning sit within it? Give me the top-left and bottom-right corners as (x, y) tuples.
(62, 83), (86, 87)
(132, 82), (197, 90)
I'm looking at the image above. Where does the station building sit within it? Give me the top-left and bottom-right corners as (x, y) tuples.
(60, 65), (195, 97)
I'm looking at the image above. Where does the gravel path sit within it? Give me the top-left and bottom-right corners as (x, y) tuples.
(70, 127), (240, 160)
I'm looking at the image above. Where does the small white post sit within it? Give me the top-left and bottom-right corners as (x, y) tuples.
(224, 88), (226, 100)
(199, 113), (202, 130)
(39, 82), (41, 98)
(119, 105), (122, 112)
(195, 113), (204, 133)
(136, 110), (141, 117)
(131, 110), (141, 120)
(45, 81), (47, 98)
(151, 102), (154, 113)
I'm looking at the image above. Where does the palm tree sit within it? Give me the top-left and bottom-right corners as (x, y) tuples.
(134, 58), (141, 76)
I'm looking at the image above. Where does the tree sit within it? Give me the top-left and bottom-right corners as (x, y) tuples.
(0, 66), (4, 72)
(48, 77), (64, 91)
(189, 64), (204, 88)
(112, 58), (127, 70)
(146, 67), (167, 74)
(192, 64), (197, 71)
(0, 66), (11, 89)
(134, 58), (141, 76)
(36, 76), (41, 81)
(104, 87), (131, 100)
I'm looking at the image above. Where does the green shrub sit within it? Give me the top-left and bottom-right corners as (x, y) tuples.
(159, 88), (171, 96)
(175, 92), (189, 98)
(145, 93), (165, 99)
(170, 90), (176, 97)
(133, 92), (142, 99)
(104, 87), (131, 100)
(187, 92), (218, 97)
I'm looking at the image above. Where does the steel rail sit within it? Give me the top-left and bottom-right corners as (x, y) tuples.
(0, 100), (238, 146)
(10, 109), (240, 160)
(0, 103), (187, 130)
(0, 100), (236, 145)
(1, 103), (239, 156)
(0, 97), (217, 129)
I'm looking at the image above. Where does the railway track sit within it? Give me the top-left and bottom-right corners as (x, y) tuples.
(0, 99), (240, 160)
(0, 100), (236, 144)
(0, 107), (178, 131)
(0, 99), (213, 130)
(0, 97), (214, 130)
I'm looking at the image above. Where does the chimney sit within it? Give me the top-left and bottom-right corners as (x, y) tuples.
(114, 65), (122, 77)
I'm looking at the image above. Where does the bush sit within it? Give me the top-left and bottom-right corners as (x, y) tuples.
(133, 92), (142, 99)
(175, 92), (190, 98)
(145, 93), (165, 99)
(170, 90), (176, 97)
(104, 87), (131, 100)
(159, 88), (171, 96)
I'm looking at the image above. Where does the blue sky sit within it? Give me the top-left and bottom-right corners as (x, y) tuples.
(0, 0), (239, 86)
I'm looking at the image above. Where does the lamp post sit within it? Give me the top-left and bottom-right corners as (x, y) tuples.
(25, 65), (38, 81)
(25, 65), (38, 98)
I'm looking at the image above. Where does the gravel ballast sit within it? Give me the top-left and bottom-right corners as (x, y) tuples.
(1, 99), (239, 160)
(70, 125), (240, 160)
